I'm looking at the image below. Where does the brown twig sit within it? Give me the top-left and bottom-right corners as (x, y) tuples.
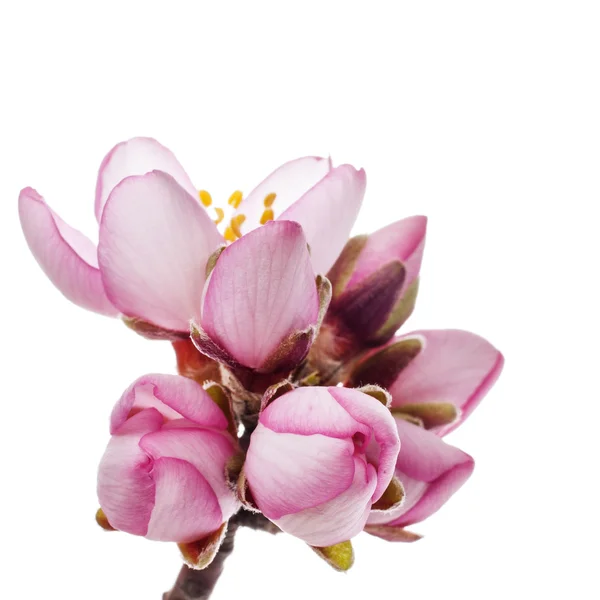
(163, 521), (238, 600)
(163, 512), (278, 599)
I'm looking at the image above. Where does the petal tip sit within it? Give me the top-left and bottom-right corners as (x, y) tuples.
(19, 186), (42, 202)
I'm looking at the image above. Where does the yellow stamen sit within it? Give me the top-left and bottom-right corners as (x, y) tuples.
(231, 214), (246, 238)
(260, 208), (274, 225)
(224, 226), (237, 242)
(263, 192), (277, 207)
(198, 190), (212, 207)
(213, 207), (225, 225)
(228, 190), (243, 209)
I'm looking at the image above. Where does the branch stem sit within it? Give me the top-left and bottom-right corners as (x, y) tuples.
(163, 521), (238, 600)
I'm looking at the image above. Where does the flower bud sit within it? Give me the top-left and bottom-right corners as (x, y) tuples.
(97, 374), (240, 543)
(348, 329), (504, 435)
(367, 418), (474, 535)
(244, 386), (400, 547)
(325, 216), (427, 347)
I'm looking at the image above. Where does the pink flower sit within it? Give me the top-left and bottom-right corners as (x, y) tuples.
(190, 220), (326, 373)
(19, 137), (365, 332)
(340, 216), (427, 296)
(366, 419), (474, 538)
(97, 374), (239, 543)
(347, 329), (504, 436)
(322, 216), (428, 351)
(244, 386), (400, 547)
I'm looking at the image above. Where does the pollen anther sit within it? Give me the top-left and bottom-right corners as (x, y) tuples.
(213, 207), (225, 225)
(263, 192), (277, 207)
(260, 208), (274, 224)
(231, 214), (246, 238)
(198, 190), (213, 207)
(228, 190), (243, 209)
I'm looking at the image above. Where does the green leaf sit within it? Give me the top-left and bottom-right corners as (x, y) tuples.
(348, 337), (423, 389)
(370, 277), (420, 344)
(312, 540), (355, 571)
(204, 382), (237, 438)
(391, 402), (458, 429)
(356, 384), (392, 407)
(372, 476), (404, 511)
(326, 235), (368, 298)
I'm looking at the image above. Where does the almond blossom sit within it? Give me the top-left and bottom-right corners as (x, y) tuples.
(97, 374), (239, 543)
(244, 386), (400, 547)
(19, 137), (364, 333)
(20, 137), (504, 596)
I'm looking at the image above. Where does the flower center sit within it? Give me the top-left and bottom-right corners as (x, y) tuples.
(198, 189), (277, 242)
(352, 431), (367, 452)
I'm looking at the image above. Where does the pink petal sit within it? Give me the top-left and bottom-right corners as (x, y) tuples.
(145, 456), (223, 543)
(18, 188), (118, 316)
(346, 216), (427, 291)
(98, 171), (223, 332)
(328, 387), (400, 503)
(389, 329), (504, 435)
(109, 374), (229, 434)
(244, 423), (356, 520)
(97, 408), (163, 536)
(276, 457), (378, 547)
(200, 220), (319, 369)
(95, 137), (198, 222)
(235, 156), (331, 235)
(279, 165), (366, 274)
(368, 419), (474, 527)
(140, 428), (239, 522)
(260, 387), (370, 440)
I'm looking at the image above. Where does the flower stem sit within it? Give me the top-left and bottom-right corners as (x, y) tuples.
(163, 512), (278, 599)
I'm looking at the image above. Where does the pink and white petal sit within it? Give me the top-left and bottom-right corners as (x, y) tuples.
(110, 374), (228, 434)
(394, 418), (473, 481)
(98, 171), (223, 332)
(140, 428), (239, 521)
(95, 137), (198, 221)
(236, 156), (331, 235)
(201, 220), (319, 369)
(245, 423), (356, 520)
(145, 456), (223, 543)
(346, 216), (427, 291)
(19, 188), (118, 316)
(328, 387), (400, 503)
(276, 457), (377, 547)
(367, 420), (474, 526)
(390, 462), (473, 527)
(389, 329), (504, 435)
(97, 408), (164, 536)
(110, 381), (178, 433)
(261, 387), (369, 440)
(278, 165), (366, 274)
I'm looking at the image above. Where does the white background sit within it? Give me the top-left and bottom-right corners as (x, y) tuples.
(1, 2), (598, 598)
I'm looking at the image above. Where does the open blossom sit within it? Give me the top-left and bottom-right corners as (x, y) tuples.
(97, 374), (239, 543)
(244, 386), (400, 547)
(18, 136), (364, 332)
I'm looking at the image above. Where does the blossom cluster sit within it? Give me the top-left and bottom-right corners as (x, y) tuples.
(20, 137), (503, 568)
